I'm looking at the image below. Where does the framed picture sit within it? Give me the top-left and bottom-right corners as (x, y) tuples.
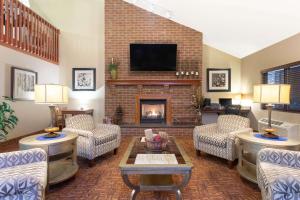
(72, 68), (96, 91)
(11, 67), (38, 101)
(207, 68), (231, 92)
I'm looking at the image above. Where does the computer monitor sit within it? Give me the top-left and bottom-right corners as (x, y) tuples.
(219, 98), (232, 107)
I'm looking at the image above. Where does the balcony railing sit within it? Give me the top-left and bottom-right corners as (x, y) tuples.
(0, 0), (59, 64)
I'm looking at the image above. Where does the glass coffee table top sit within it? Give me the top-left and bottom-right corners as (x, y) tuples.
(126, 137), (186, 165)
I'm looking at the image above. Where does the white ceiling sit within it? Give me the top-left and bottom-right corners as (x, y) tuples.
(124, 0), (300, 58)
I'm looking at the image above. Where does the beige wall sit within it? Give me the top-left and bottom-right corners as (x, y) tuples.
(241, 33), (300, 129)
(30, 0), (105, 122)
(0, 46), (59, 140)
(203, 44), (242, 103)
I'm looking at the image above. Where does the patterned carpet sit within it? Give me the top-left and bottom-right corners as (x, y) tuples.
(0, 136), (261, 200)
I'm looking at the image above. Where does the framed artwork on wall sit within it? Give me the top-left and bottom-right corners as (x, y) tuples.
(72, 68), (96, 91)
(207, 68), (231, 92)
(11, 67), (38, 101)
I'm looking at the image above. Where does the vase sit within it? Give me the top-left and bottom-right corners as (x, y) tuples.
(110, 69), (117, 80)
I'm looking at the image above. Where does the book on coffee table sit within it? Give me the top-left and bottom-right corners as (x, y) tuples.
(134, 154), (178, 165)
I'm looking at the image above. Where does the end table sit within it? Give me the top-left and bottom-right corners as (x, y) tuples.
(19, 132), (79, 185)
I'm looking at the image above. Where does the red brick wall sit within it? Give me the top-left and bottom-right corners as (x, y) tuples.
(105, 0), (203, 129)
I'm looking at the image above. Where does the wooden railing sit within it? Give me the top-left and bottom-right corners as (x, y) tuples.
(0, 0), (59, 64)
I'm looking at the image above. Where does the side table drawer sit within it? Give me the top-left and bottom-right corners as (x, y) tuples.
(48, 140), (75, 156)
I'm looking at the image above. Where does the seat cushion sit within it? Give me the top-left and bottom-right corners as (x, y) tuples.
(198, 131), (228, 148)
(258, 162), (300, 191)
(0, 161), (47, 188)
(93, 129), (118, 146)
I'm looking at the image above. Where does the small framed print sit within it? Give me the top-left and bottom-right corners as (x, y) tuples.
(11, 67), (38, 100)
(207, 68), (231, 92)
(72, 68), (96, 91)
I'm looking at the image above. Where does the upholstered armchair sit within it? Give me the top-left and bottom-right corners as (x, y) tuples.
(257, 148), (300, 200)
(63, 114), (121, 165)
(193, 115), (251, 167)
(0, 148), (48, 200)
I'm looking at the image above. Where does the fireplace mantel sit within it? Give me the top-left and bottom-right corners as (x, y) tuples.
(106, 79), (200, 86)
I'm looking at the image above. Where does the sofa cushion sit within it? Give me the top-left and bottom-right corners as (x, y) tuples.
(93, 129), (118, 146)
(198, 132), (227, 148)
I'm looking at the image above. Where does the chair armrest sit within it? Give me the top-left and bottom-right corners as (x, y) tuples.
(194, 123), (218, 134)
(0, 148), (47, 169)
(62, 128), (94, 138)
(257, 148), (300, 168)
(96, 123), (121, 140)
(269, 176), (300, 199)
(96, 123), (121, 131)
(227, 128), (253, 141)
(0, 175), (42, 198)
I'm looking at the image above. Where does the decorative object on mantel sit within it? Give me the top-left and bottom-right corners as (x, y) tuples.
(207, 68), (231, 92)
(109, 57), (119, 80)
(11, 67), (38, 101)
(253, 84), (291, 139)
(191, 87), (204, 125)
(176, 71), (200, 79)
(72, 68), (96, 91)
(35, 84), (68, 138)
(0, 96), (18, 141)
(113, 105), (123, 125)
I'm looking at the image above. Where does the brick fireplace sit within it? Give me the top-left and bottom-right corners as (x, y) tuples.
(105, 0), (202, 135)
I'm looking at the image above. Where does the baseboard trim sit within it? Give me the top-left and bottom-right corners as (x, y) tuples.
(1, 130), (44, 144)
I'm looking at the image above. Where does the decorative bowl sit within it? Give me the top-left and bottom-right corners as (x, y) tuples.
(145, 138), (168, 151)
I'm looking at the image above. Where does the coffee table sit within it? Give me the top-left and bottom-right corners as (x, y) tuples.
(119, 137), (193, 200)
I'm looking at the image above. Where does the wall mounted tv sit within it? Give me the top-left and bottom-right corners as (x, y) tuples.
(130, 44), (177, 71)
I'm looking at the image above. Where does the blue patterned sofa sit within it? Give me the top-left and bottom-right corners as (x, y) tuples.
(193, 115), (251, 167)
(0, 148), (48, 200)
(257, 148), (300, 200)
(63, 114), (121, 165)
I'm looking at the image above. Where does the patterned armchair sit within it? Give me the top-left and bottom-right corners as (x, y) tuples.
(257, 148), (300, 200)
(0, 148), (47, 200)
(63, 114), (121, 165)
(193, 115), (251, 167)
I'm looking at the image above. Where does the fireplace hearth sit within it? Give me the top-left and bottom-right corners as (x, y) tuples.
(140, 99), (166, 124)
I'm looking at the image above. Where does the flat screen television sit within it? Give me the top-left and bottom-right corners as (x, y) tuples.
(130, 44), (177, 71)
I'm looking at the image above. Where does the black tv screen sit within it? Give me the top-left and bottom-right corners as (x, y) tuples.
(130, 44), (177, 71)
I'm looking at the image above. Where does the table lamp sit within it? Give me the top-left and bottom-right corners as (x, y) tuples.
(35, 84), (68, 138)
(253, 84), (290, 138)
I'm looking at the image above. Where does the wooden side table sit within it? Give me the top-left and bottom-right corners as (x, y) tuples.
(237, 132), (300, 184)
(61, 109), (94, 127)
(19, 132), (79, 185)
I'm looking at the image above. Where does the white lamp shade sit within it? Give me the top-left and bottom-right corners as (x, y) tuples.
(35, 84), (68, 104)
(253, 84), (290, 104)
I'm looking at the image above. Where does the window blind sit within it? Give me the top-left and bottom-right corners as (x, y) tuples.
(262, 62), (300, 112)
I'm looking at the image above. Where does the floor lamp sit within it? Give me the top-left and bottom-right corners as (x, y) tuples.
(35, 84), (68, 137)
(253, 84), (290, 138)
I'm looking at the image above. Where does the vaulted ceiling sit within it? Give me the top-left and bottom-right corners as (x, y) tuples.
(124, 0), (300, 58)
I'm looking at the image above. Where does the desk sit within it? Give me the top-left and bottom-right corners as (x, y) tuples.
(61, 109), (94, 127)
(202, 107), (251, 117)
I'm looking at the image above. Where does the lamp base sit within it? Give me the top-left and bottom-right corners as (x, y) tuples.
(262, 128), (279, 139)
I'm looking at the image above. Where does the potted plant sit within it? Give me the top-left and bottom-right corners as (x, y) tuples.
(109, 57), (119, 80)
(191, 87), (204, 125)
(0, 97), (18, 141)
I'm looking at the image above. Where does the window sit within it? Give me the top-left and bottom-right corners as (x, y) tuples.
(262, 61), (300, 112)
